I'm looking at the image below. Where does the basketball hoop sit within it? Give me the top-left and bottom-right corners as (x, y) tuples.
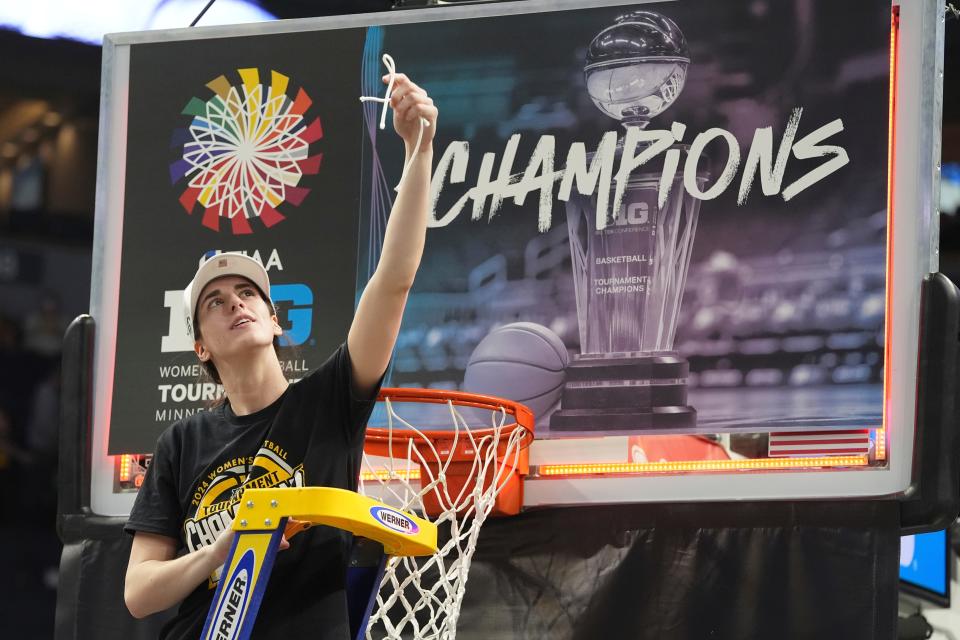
(360, 388), (534, 640)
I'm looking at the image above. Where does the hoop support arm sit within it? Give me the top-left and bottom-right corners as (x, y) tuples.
(200, 488), (437, 640)
(233, 486), (437, 557)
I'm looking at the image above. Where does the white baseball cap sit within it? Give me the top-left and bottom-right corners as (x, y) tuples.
(183, 252), (272, 339)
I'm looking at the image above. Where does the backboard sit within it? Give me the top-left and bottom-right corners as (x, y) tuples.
(87, 0), (942, 515)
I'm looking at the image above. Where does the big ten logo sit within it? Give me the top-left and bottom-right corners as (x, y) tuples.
(612, 201), (650, 227)
(271, 284), (313, 347)
(161, 283), (314, 352)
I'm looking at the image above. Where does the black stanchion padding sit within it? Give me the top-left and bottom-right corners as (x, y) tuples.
(900, 273), (960, 534)
(55, 315), (174, 639)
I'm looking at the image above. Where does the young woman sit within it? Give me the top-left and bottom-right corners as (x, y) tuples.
(123, 74), (437, 639)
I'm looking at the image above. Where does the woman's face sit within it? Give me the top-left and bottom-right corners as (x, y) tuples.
(193, 275), (281, 364)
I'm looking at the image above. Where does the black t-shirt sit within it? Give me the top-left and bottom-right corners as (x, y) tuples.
(125, 344), (380, 640)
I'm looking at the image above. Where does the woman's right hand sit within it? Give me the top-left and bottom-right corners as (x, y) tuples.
(207, 521), (290, 567)
(207, 525), (237, 567)
(126, 522), (289, 619)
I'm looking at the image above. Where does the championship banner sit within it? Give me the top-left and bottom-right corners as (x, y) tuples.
(359, 3), (890, 438)
(107, 1), (891, 453)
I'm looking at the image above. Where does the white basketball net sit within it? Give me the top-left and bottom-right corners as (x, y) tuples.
(359, 397), (529, 640)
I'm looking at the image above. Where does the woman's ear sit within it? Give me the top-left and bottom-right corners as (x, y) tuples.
(272, 315), (283, 337)
(194, 340), (211, 362)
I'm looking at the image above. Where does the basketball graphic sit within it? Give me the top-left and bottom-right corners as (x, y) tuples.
(169, 68), (324, 234)
(463, 322), (569, 422)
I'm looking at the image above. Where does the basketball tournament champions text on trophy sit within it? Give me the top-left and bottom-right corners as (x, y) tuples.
(552, 11), (709, 433)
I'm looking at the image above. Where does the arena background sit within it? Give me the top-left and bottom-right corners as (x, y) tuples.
(0, 1), (956, 638)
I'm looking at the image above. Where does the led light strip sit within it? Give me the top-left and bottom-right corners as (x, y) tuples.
(537, 456), (870, 477)
(360, 469), (422, 482)
(119, 454), (133, 482)
(879, 7), (899, 466)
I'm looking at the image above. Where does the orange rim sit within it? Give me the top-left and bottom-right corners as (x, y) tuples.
(365, 388), (536, 457)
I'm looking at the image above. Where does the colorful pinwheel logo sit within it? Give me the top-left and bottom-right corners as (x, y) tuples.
(169, 68), (323, 234)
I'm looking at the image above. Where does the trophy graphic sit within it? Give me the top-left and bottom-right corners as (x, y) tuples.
(551, 11), (709, 433)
